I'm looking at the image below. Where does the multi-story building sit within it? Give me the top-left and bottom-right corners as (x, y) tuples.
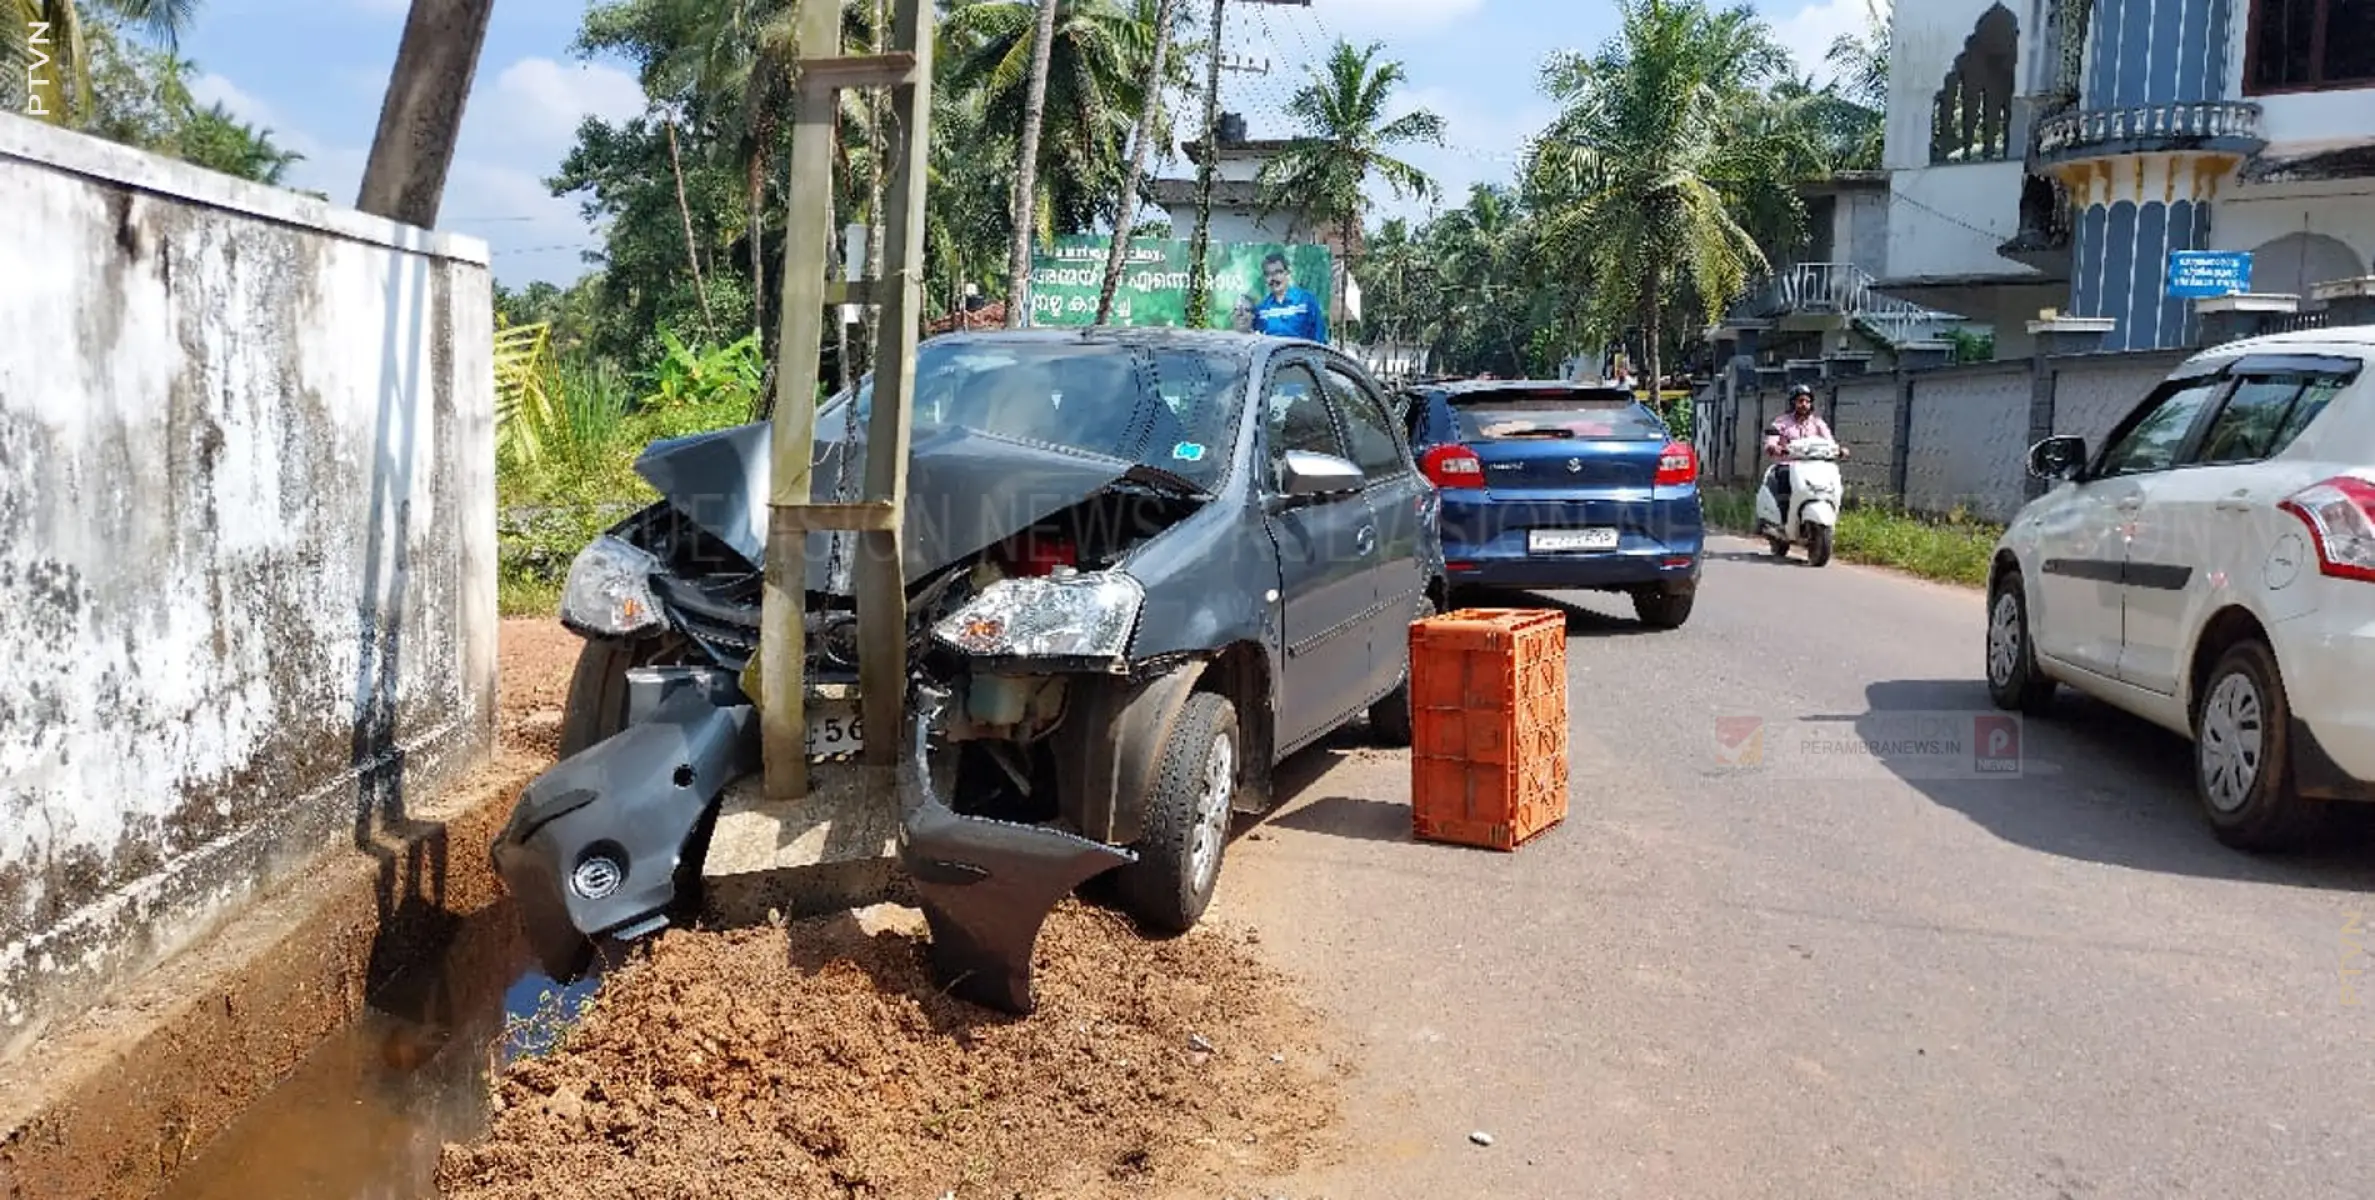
(1877, 0), (2375, 355)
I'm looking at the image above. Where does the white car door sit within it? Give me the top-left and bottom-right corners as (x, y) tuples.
(2118, 359), (2359, 695)
(2028, 371), (2230, 681)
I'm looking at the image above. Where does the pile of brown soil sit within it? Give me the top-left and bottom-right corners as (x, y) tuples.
(435, 901), (1347, 1199)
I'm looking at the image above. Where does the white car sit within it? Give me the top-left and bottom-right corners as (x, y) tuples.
(1987, 327), (2375, 849)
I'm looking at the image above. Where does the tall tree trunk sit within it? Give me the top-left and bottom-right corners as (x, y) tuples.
(861, 0), (889, 370)
(1183, 0), (1225, 328)
(1643, 264), (1664, 415)
(1096, 0), (1179, 326)
(665, 116), (716, 337)
(356, 0), (496, 228)
(748, 153), (767, 347)
(1004, 0), (1062, 328)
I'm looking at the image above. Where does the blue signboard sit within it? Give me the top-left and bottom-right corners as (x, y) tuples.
(2167, 251), (2253, 298)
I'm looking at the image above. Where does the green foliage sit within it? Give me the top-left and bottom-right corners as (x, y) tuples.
(1254, 39), (1445, 253)
(1943, 327), (1997, 364)
(5, 10), (306, 187)
(1701, 486), (2000, 588)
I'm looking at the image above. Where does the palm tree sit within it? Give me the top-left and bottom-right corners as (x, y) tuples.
(1821, 0), (1889, 168)
(1094, 0), (1187, 324)
(1525, 0), (1796, 398)
(944, 0), (1157, 303)
(1255, 39), (1445, 282)
(8, 0), (194, 124)
(1001, 0), (1059, 326)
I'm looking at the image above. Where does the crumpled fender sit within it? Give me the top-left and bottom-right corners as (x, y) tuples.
(490, 666), (757, 983)
(898, 683), (1134, 1015)
(1054, 662), (1212, 846)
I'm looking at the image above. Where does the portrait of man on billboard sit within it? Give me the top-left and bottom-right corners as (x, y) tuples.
(1250, 250), (1327, 343)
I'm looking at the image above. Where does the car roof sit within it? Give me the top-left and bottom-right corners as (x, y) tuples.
(2187, 324), (2375, 362)
(924, 326), (1307, 356)
(1420, 378), (1644, 399)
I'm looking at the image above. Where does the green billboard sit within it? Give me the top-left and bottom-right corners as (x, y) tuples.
(1026, 234), (1333, 340)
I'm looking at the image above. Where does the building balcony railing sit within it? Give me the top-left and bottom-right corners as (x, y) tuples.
(2035, 100), (2265, 163)
(1729, 261), (1963, 348)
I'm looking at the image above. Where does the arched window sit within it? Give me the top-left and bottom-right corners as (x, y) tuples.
(2246, 232), (2367, 297)
(1932, 5), (2021, 164)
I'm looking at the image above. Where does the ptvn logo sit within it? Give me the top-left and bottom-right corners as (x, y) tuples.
(1972, 714), (2022, 775)
(22, 21), (53, 117)
(2343, 910), (2366, 1008)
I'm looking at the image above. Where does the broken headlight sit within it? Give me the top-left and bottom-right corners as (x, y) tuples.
(560, 534), (666, 637)
(932, 571), (1143, 660)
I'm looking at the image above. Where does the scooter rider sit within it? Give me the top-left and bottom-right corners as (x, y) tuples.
(1764, 384), (1845, 508)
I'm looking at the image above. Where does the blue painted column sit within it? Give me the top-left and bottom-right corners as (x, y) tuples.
(2047, 0), (2244, 350)
(2058, 153), (2227, 351)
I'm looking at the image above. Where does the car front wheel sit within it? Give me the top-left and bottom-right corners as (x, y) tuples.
(1984, 570), (2056, 714)
(1115, 692), (1241, 933)
(2194, 639), (2325, 851)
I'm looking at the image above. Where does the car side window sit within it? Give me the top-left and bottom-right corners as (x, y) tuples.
(2193, 376), (2309, 465)
(2271, 375), (2348, 453)
(1264, 362), (1347, 488)
(2095, 376), (2225, 478)
(1321, 365), (1410, 482)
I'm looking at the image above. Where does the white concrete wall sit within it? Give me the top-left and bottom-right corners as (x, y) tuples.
(1152, 205), (1298, 247)
(2210, 182), (2375, 291)
(1885, 160), (2043, 282)
(1885, 0), (2033, 171)
(0, 114), (497, 1057)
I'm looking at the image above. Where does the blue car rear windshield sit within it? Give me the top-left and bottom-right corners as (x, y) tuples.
(1449, 389), (1666, 442)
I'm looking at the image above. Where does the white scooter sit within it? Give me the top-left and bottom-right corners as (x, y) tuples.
(1753, 436), (1846, 567)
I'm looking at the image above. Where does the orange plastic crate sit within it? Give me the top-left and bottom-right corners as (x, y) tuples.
(1407, 608), (1570, 851)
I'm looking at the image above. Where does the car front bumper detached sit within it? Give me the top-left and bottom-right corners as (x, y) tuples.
(489, 665), (1133, 1016)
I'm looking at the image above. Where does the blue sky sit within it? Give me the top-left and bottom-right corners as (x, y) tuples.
(176, 0), (1878, 288)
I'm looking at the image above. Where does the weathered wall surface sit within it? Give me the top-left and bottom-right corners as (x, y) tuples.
(1904, 364), (2032, 519)
(1707, 349), (2197, 521)
(0, 116), (497, 1058)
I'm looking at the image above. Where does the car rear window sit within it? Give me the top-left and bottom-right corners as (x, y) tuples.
(1448, 389), (1666, 441)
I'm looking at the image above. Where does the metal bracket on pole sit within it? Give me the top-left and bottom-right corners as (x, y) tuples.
(760, 0), (936, 804)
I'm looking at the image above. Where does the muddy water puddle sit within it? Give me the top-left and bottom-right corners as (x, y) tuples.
(158, 905), (604, 1200)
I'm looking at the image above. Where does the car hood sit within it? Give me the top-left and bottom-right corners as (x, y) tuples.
(632, 419), (1155, 593)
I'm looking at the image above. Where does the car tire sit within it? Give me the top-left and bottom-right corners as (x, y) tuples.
(1115, 692), (1241, 934)
(1806, 524), (1834, 567)
(557, 634), (688, 758)
(1367, 593), (1435, 746)
(1633, 586), (1694, 630)
(2194, 639), (2326, 851)
(1984, 570), (2056, 715)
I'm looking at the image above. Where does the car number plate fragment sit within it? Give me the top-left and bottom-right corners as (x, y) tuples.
(806, 698), (865, 757)
(1529, 527), (1619, 553)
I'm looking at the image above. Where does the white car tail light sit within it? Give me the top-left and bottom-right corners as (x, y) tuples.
(2278, 476), (2375, 583)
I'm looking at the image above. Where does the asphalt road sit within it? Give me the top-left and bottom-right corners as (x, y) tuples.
(1213, 533), (2375, 1199)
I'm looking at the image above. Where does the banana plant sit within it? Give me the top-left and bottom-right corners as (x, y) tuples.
(494, 318), (560, 467)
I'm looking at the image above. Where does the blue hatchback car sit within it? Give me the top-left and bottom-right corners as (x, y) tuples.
(1400, 379), (1706, 628)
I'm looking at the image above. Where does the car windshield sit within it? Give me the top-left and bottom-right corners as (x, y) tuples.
(1449, 389), (1666, 441)
(823, 339), (1249, 490)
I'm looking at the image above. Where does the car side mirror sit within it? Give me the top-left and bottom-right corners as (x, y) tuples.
(2028, 435), (2087, 482)
(1278, 450), (1365, 498)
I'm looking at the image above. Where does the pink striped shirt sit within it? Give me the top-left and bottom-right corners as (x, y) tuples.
(1766, 411), (1832, 456)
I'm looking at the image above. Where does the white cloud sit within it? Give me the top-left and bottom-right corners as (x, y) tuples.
(197, 55), (640, 286)
(486, 57), (646, 149)
(1767, 0), (1887, 84)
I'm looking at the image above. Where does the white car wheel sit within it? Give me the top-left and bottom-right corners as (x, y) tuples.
(2198, 671), (2265, 815)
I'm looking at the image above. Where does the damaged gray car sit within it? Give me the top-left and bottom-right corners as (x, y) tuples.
(492, 328), (1446, 1012)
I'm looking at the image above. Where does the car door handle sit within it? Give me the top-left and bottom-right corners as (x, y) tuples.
(1355, 526), (1377, 555)
(2116, 495), (2144, 511)
(2215, 489), (2254, 514)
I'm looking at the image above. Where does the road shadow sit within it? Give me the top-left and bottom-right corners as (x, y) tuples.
(1706, 547), (1813, 567)
(1452, 586), (1662, 638)
(1267, 794), (1412, 844)
(1822, 679), (2375, 890)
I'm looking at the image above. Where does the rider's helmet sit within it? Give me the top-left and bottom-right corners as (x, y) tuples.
(1789, 383), (1814, 400)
